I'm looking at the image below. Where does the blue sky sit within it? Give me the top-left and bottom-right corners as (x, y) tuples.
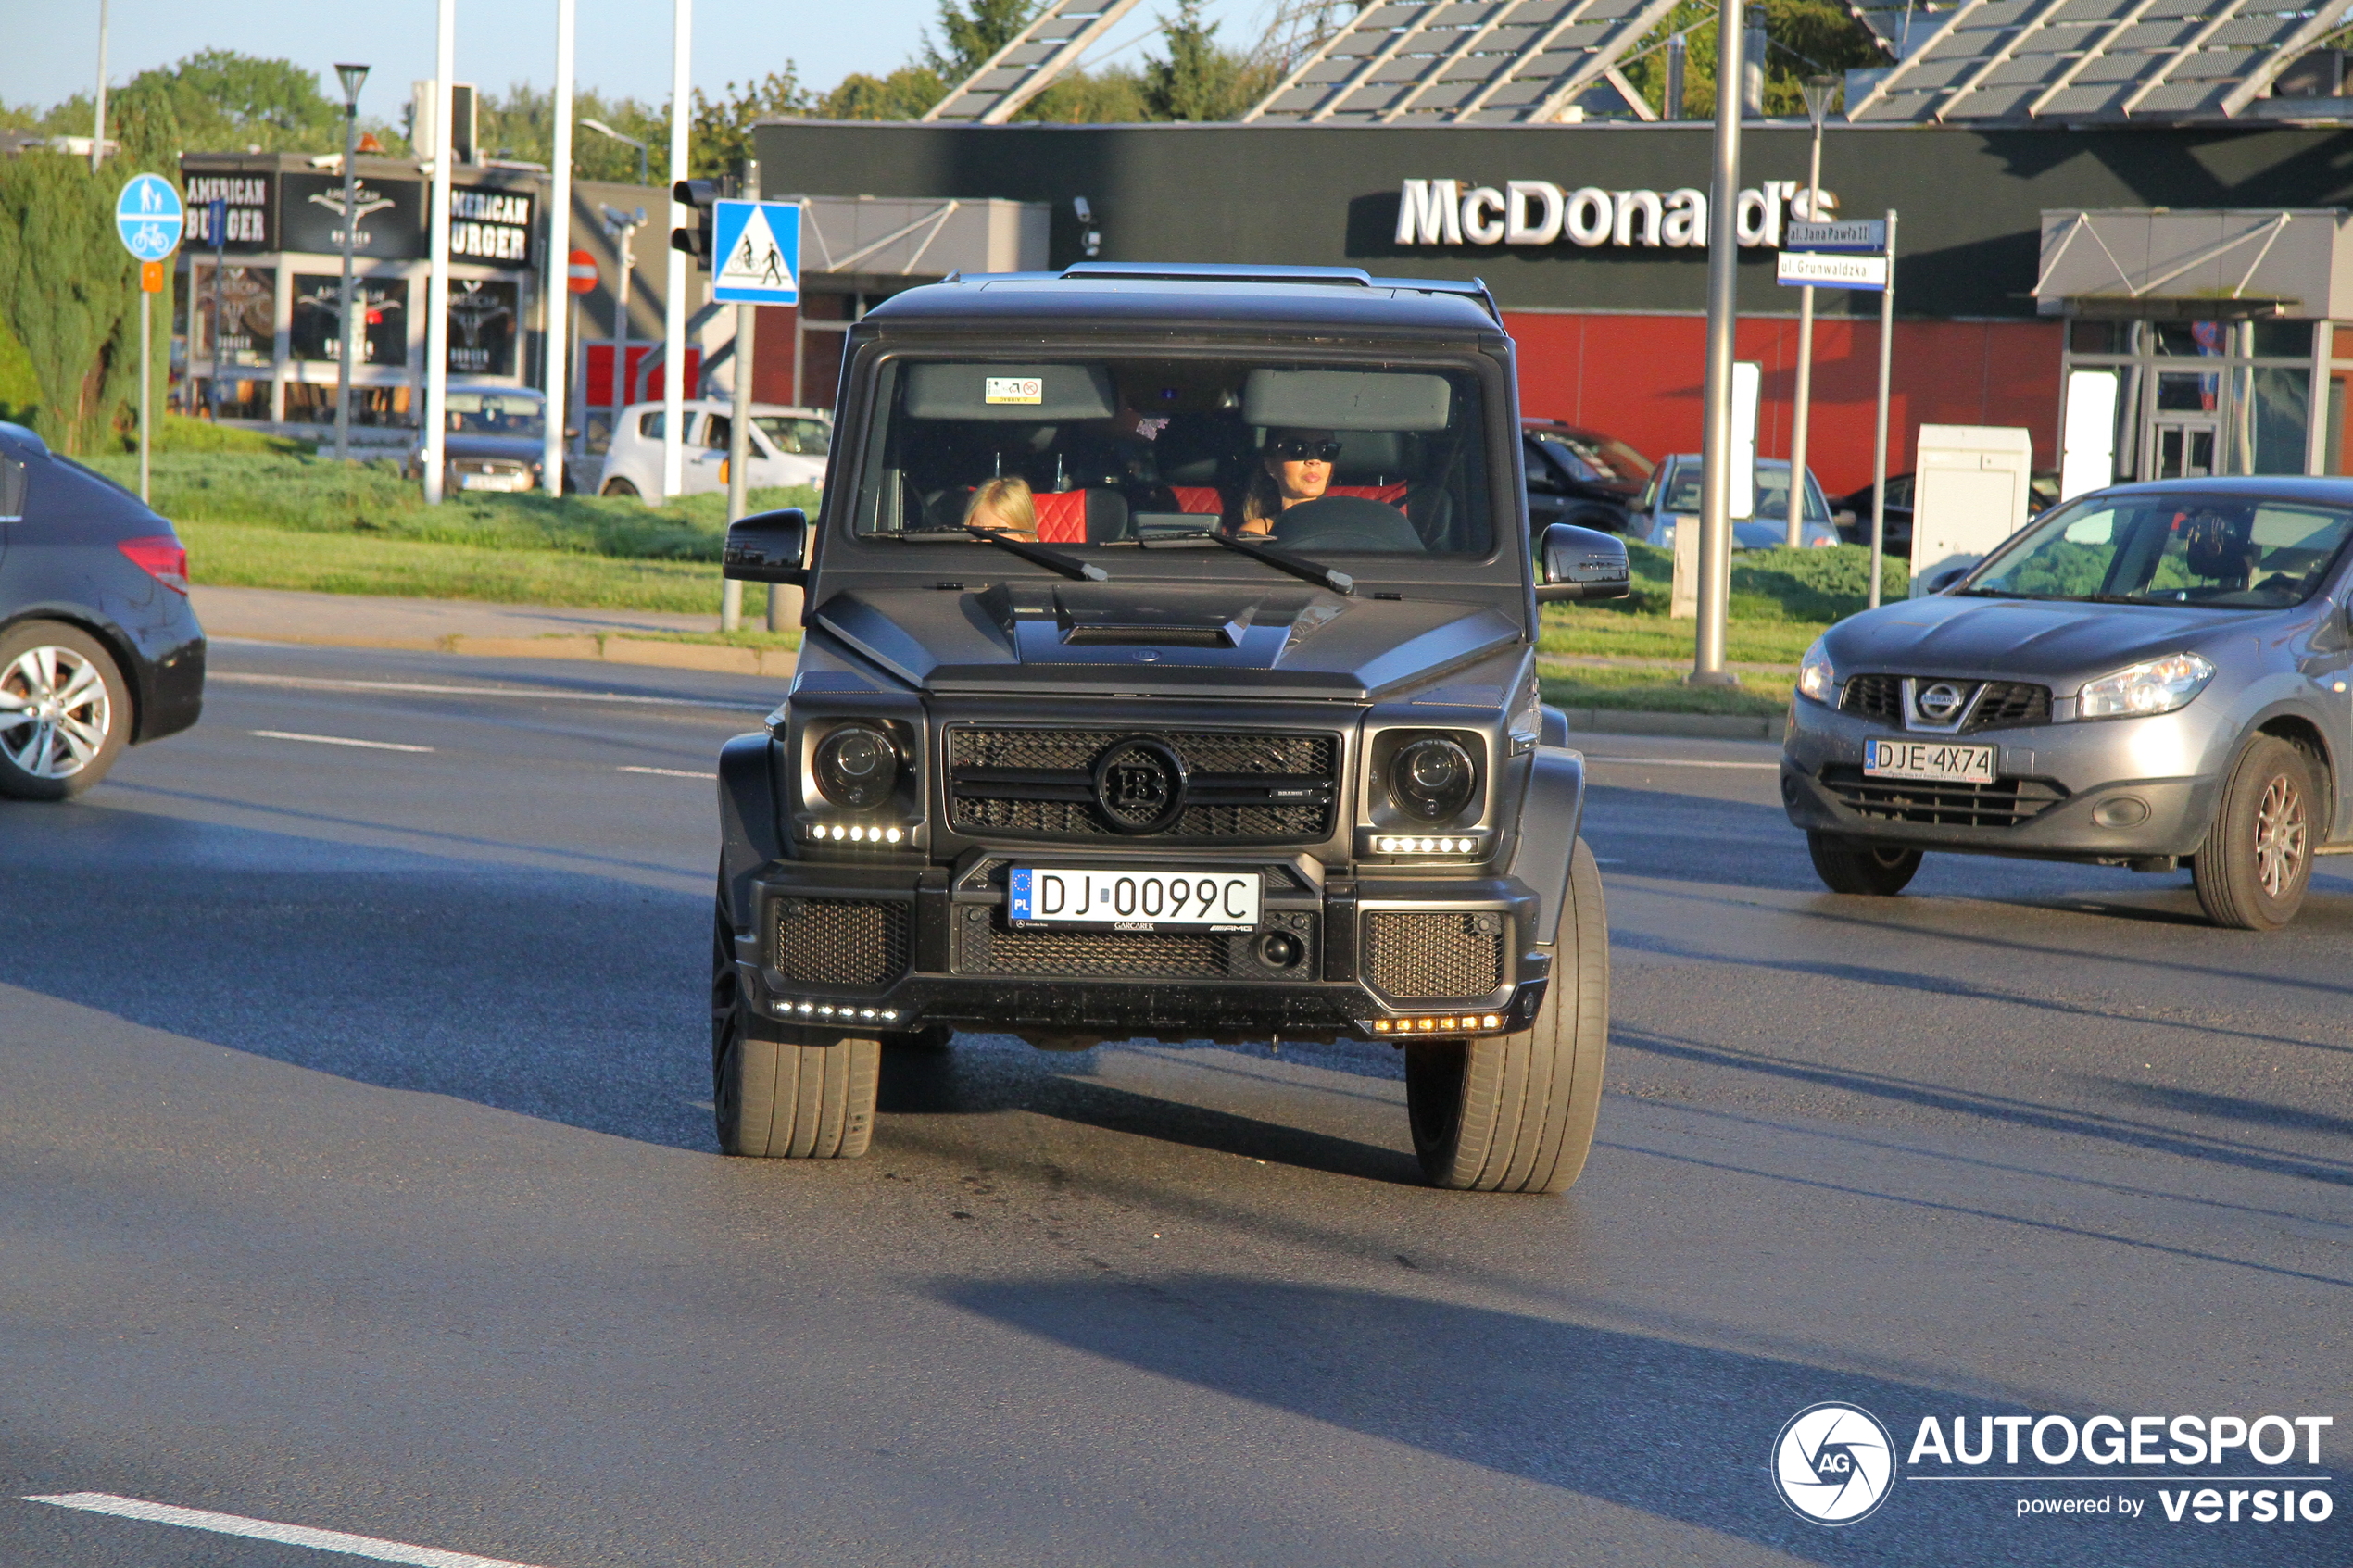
(6, 0), (1273, 118)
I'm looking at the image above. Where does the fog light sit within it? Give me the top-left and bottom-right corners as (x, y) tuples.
(1255, 930), (1304, 970)
(2093, 796), (2151, 829)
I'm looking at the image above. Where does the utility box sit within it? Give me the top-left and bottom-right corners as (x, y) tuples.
(1910, 425), (2034, 596)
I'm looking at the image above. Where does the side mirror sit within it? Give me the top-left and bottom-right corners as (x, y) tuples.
(723, 508), (807, 583)
(1927, 566), (1969, 595)
(1534, 521), (1631, 603)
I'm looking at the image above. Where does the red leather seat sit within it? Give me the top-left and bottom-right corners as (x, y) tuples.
(1034, 490), (1088, 542)
(1329, 481), (1410, 506)
(1168, 485), (1224, 515)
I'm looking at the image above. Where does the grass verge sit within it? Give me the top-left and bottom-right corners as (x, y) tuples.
(181, 520), (735, 614)
(1540, 664), (1792, 717)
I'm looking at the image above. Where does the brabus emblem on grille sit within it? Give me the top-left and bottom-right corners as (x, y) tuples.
(1917, 682), (1968, 721)
(1091, 737), (1188, 834)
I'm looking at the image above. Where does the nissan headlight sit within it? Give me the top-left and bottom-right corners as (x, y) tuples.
(2077, 652), (2215, 720)
(1796, 640), (1836, 705)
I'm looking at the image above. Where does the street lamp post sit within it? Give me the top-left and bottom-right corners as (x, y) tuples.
(1690, 0), (1747, 687)
(1785, 74), (1837, 548)
(599, 204), (646, 448)
(333, 63), (370, 463)
(581, 119), (648, 186)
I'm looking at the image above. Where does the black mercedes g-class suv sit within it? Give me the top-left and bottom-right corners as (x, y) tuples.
(711, 262), (1629, 1193)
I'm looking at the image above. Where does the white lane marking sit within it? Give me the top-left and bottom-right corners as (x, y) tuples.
(252, 730), (435, 753)
(23, 1492), (554, 1568)
(617, 765), (718, 779)
(1585, 755), (1780, 771)
(211, 671), (765, 713)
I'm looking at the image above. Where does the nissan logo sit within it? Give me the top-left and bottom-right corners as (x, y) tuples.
(1917, 682), (1968, 721)
(1091, 737), (1188, 834)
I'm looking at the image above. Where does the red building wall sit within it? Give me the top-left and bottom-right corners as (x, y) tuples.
(1505, 311), (2064, 496)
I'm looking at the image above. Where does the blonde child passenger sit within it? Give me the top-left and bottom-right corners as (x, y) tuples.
(963, 476), (1038, 540)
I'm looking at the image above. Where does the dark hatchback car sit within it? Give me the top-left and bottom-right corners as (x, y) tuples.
(404, 387), (551, 495)
(1521, 419), (1653, 535)
(0, 422), (205, 798)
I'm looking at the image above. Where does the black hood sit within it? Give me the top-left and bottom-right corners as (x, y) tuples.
(811, 583), (1523, 701)
(1822, 593), (2285, 686)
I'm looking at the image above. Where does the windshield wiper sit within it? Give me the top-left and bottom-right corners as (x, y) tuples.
(1198, 532), (1354, 596)
(889, 528), (1108, 582)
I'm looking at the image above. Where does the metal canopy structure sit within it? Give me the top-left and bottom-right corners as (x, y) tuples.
(2034, 207), (2353, 315)
(923, 0), (1145, 124)
(1846, 0), (2353, 122)
(1240, 0), (1674, 124)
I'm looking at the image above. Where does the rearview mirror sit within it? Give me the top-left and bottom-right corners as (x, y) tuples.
(723, 508), (807, 584)
(1534, 521), (1631, 603)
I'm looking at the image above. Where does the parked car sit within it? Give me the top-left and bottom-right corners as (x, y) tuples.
(1834, 469), (2063, 551)
(709, 260), (1632, 1192)
(1630, 455), (1843, 550)
(596, 399), (829, 499)
(1784, 477), (2353, 929)
(0, 421), (204, 798)
(1521, 419), (1653, 535)
(404, 386), (553, 495)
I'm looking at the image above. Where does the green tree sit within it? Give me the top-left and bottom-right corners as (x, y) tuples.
(819, 67), (950, 119)
(1141, 0), (1275, 121)
(1620, 0), (1885, 119)
(925, 0), (1044, 80)
(692, 69), (813, 175)
(1019, 68), (1151, 122)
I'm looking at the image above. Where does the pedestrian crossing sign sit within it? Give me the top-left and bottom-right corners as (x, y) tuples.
(711, 200), (801, 306)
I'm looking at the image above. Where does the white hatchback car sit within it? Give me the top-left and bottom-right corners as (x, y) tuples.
(596, 399), (829, 499)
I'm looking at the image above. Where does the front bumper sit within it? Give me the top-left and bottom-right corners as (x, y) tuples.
(1780, 696), (2221, 859)
(732, 856), (1551, 1044)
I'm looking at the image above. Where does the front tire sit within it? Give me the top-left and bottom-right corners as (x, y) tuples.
(2193, 734), (2316, 931)
(601, 477), (640, 498)
(711, 900), (879, 1158)
(1807, 833), (1922, 896)
(1404, 837), (1610, 1193)
(0, 621), (131, 800)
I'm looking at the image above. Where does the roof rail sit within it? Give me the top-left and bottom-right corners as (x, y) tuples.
(1057, 260), (1504, 326)
(1062, 261), (1376, 287)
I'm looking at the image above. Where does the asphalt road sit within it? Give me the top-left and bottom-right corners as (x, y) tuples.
(1, 641), (2346, 1568)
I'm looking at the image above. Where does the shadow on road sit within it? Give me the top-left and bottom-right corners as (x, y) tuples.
(940, 1275), (2323, 1568)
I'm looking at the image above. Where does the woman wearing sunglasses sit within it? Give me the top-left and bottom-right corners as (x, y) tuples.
(1239, 427), (1343, 536)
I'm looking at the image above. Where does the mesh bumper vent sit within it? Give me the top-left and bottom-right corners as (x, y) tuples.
(774, 898), (910, 987)
(1364, 911), (1504, 1000)
(1819, 765), (2069, 828)
(948, 727), (1338, 843)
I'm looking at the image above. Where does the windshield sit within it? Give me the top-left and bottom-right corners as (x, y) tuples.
(445, 392), (544, 437)
(754, 415), (830, 457)
(1655, 460), (1829, 523)
(1966, 493), (2353, 609)
(851, 357), (1493, 556)
(1532, 430), (1652, 484)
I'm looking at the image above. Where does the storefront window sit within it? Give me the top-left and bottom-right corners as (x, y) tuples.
(2155, 370), (2216, 412)
(291, 275), (409, 368)
(2226, 366), (2308, 474)
(2252, 320), (2314, 358)
(447, 280), (518, 377)
(2153, 320), (2227, 358)
(188, 264), (275, 369)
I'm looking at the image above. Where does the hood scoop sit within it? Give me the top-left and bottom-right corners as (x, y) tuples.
(1054, 598), (1255, 649)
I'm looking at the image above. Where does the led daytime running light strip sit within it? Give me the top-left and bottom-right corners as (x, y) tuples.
(769, 997), (902, 1023)
(1368, 1012), (1505, 1034)
(1375, 834), (1478, 854)
(805, 822), (907, 845)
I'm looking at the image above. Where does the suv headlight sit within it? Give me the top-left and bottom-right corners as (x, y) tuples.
(2077, 652), (2216, 720)
(1390, 736), (1477, 822)
(1796, 640), (1836, 705)
(812, 722), (900, 807)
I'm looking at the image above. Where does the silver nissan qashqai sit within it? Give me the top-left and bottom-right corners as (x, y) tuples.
(1782, 477), (2353, 930)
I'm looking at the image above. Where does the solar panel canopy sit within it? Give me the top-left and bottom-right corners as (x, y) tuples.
(924, 0), (1146, 124)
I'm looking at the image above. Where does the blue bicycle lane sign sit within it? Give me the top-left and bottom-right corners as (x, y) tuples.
(116, 173), (185, 263)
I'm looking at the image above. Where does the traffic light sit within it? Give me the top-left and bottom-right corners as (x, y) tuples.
(671, 179), (723, 270)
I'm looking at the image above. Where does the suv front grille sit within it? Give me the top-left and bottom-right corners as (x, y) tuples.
(948, 727), (1338, 842)
(1364, 911), (1505, 1000)
(954, 909), (1318, 980)
(1840, 675), (2051, 733)
(775, 898), (910, 986)
(1819, 765), (2069, 828)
